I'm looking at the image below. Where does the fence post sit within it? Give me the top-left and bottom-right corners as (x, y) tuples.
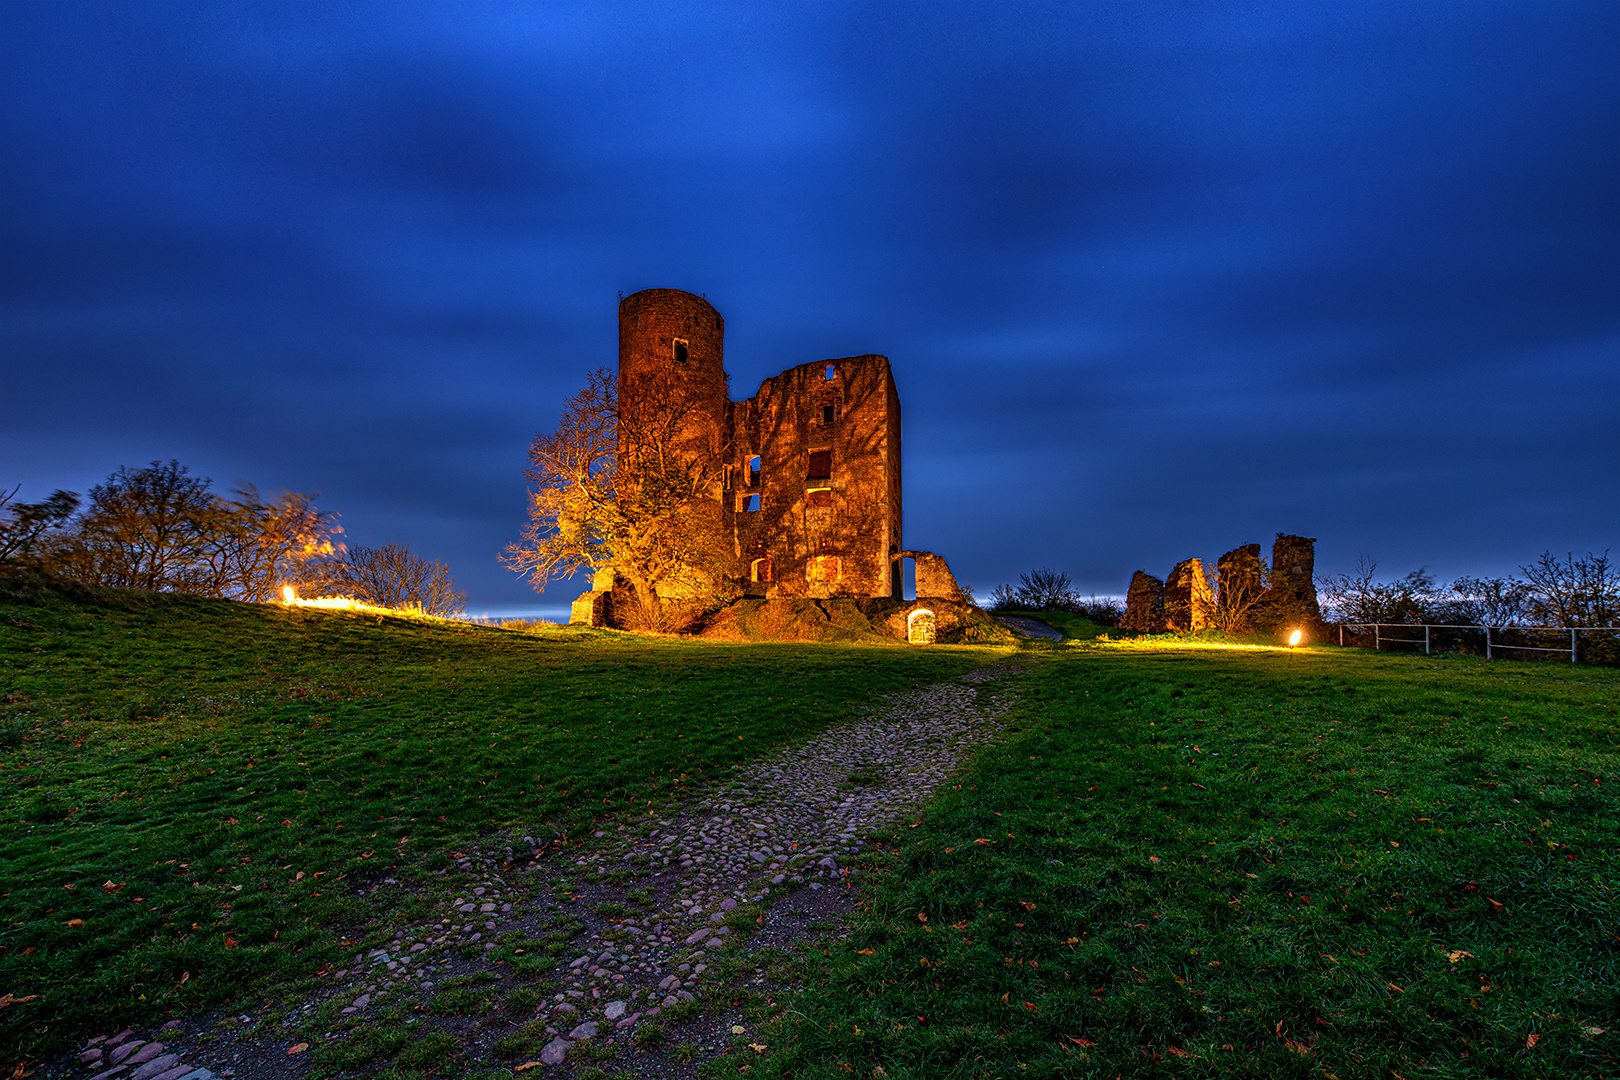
(1374, 625), (1380, 651)
(1339, 624), (1344, 647)
(1571, 628), (1578, 664)
(1485, 626), (1492, 660)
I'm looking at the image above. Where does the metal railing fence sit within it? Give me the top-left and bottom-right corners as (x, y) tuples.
(1335, 622), (1620, 664)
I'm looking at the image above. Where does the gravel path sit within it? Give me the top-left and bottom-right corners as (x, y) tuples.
(995, 615), (1063, 640)
(524, 659), (1023, 1064)
(66, 659), (1027, 1078)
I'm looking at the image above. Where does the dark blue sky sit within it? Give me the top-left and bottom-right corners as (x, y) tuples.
(4, 2), (1617, 616)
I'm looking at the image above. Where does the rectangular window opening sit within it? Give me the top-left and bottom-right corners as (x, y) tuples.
(806, 448), (832, 479)
(747, 455), (761, 487)
(824, 363), (836, 380)
(673, 339), (689, 363)
(822, 404), (836, 426)
(742, 493), (761, 512)
(806, 487), (832, 508)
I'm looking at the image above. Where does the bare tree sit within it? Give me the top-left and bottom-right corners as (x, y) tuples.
(205, 487), (344, 603)
(325, 543), (466, 617)
(0, 486), (80, 572)
(1520, 550), (1618, 627)
(502, 366), (740, 629)
(1446, 575), (1530, 627)
(54, 460), (235, 593)
(1318, 559), (1441, 625)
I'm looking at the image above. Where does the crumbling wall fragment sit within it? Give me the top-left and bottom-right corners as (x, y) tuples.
(1164, 558), (1214, 632)
(1122, 571), (1167, 632)
(898, 549), (964, 603)
(1268, 534), (1321, 619)
(1217, 544), (1265, 613)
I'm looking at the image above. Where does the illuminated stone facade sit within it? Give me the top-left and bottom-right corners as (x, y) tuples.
(577, 288), (959, 623)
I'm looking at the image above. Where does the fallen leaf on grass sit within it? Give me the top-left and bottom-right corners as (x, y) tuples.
(100, 881), (124, 894)
(856, 948), (875, 955)
(1526, 1033), (1540, 1049)
(974, 838), (993, 845)
(1446, 950), (1475, 963)
(731, 1025), (746, 1035)
(65, 919), (84, 928)
(1022, 1001), (1038, 1012)
(286, 1043), (309, 1055)
(951, 921), (971, 931)
(1165, 1047), (1191, 1058)
(748, 1043), (768, 1053)
(1283, 1039), (1312, 1056)
(513, 1063), (543, 1073)
(0, 994), (41, 1008)
(1583, 1026), (1607, 1038)
(1487, 898), (1505, 913)
(1065, 1036), (1094, 1047)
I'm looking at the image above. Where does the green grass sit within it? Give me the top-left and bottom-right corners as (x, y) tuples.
(0, 583), (1006, 1062)
(749, 637), (1620, 1079)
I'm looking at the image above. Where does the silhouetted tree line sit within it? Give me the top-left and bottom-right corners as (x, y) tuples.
(1319, 553), (1618, 629)
(2, 460), (464, 616)
(988, 567), (1123, 625)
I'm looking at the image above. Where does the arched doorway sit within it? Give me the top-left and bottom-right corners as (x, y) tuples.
(907, 608), (936, 644)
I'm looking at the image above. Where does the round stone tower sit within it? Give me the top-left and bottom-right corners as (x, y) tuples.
(617, 289), (728, 469)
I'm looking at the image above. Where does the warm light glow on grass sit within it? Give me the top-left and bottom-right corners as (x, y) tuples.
(1289, 629), (1303, 646)
(279, 584), (397, 615)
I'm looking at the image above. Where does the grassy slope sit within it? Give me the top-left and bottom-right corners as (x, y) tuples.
(0, 586), (1007, 1061)
(751, 634), (1620, 1079)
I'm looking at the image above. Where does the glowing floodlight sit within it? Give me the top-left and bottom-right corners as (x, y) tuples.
(283, 585), (296, 604)
(1288, 629), (1303, 647)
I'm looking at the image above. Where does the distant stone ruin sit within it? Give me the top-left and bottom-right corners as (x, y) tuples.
(1164, 558), (1214, 632)
(1269, 534), (1321, 620)
(1216, 544), (1265, 610)
(1123, 534), (1322, 635)
(1122, 570), (1167, 632)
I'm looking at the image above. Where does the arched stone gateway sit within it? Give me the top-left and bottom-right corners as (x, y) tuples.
(907, 607), (936, 644)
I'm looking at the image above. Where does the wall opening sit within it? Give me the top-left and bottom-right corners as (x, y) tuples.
(822, 404), (836, 426)
(907, 608), (936, 645)
(824, 363), (835, 380)
(722, 464), (733, 491)
(741, 493), (761, 512)
(747, 455), (761, 487)
(895, 556), (917, 600)
(805, 487), (831, 508)
(806, 448), (832, 479)
(673, 339), (689, 363)
(750, 557), (773, 583)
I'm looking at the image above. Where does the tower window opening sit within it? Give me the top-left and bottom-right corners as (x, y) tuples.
(822, 404), (836, 426)
(824, 364), (835, 380)
(806, 487), (832, 508)
(673, 339), (689, 363)
(747, 455), (761, 487)
(742, 493), (761, 512)
(750, 556), (773, 583)
(806, 448), (832, 479)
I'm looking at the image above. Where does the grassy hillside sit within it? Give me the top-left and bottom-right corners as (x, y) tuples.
(746, 634), (1620, 1080)
(0, 583), (1007, 1062)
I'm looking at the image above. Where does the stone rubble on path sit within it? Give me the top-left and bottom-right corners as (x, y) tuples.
(68, 662), (1020, 1074)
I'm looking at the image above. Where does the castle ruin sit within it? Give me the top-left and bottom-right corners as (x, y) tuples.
(572, 288), (962, 626)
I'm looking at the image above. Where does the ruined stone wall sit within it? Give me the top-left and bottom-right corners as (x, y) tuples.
(1269, 534), (1321, 618)
(1164, 558), (1214, 632)
(1217, 544), (1265, 610)
(574, 290), (908, 625)
(899, 549), (963, 603)
(728, 355), (899, 599)
(1122, 571), (1167, 632)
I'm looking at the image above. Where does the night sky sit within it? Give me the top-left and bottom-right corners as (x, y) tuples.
(4, 2), (1617, 617)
